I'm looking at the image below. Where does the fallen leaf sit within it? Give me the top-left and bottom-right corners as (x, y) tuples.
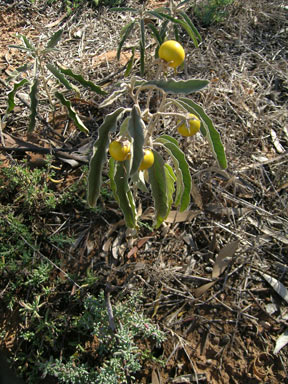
(212, 240), (238, 278)
(260, 272), (288, 304)
(165, 210), (201, 223)
(274, 328), (288, 354)
(194, 281), (216, 298)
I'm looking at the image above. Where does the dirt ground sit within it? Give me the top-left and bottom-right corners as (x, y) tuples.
(0, 0), (288, 383)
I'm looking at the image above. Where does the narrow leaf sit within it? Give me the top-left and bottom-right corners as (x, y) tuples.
(147, 23), (162, 45)
(55, 92), (88, 134)
(110, 7), (138, 12)
(195, 281), (216, 297)
(108, 157), (119, 204)
(128, 106), (145, 176)
(56, 65), (106, 95)
(87, 107), (124, 207)
(212, 240), (238, 278)
(164, 163), (176, 213)
(46, 63), (80, 93)
(274, 329), (288, 354)
(158, 134), (179, 146)
(124, 47), (135, 77)
(178, 98), (227, 169)
(140, 18), (145, 76)
(46, 29), (63, 49)
(145, 79), (209, 95)
(114, 162), (136, 228)
(7, 79), (29, 113)
(156, 138), (191, 211)
(260, 272), (288, 304)
(148, 150), (168, 228)
(28, 78), (38, 132)
(8, 45), (34, 53)
(117, 21), (135, 60)
(179, 11), (202, 42)
(99, 86), (126, 108)
(18, 34), (35, 50)
(173, 24), (179, 42)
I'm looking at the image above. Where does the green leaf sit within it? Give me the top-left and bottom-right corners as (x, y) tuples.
(153, 12), (199, 47)
(147, 23), (162, 45)
(128, 106), (145, 176)
(159, 20), (168, 41)
(124, 47), (135, 77)
(117, 21), (135, 60)
(8, 45), (34, 53)
(140, 18), (145, 75)
(114, 162), (136, 228)
(156, 137), (191, 211)
(178, 97), (227, 169)
(46, 29), (63, 49)
(54, 92), (88, 134)
(56, 65), (106, 95)
(145, 79), (209, 94)
(179, 11), (202, 42)
(164, 163), (176, 213)
(7, 79), (29, 113)
(173, 24), (179, 42)
(18, 34), (35, 50)
(158, 134), (179, 146)
(87, 107), (125, 207)
(46, 63), (80, 94)
(99, 86), (126, 108)
(148, 150), (168, 228)
(28, 78), (38, 132)
(108, 157), (119, 204)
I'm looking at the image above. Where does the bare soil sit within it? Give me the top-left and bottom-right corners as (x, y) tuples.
(0, 0), (287, 383)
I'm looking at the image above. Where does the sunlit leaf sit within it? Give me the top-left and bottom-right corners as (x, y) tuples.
(46, 63), (80, 94)
(7, 79), (29, 113)
(117, 21), (135, 60)
(55, 92), (88, 134)
(179, 11), (202, 42)
(177, 97), (227, 169)
(18, 34), (35, 50)
(99, 86), (126, 108)
(147, 23), (162, 45)
(274, 329), (288, 354)
(46, 29), (63, 49)
(164, 163), (176, 213)
(145, 79), (208, 94)
(110, 7), (138, 12)
(87, 107), (124, 207)
(56, 65), (106, 95)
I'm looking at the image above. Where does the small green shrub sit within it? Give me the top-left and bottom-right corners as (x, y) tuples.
(194, 0), (235, 26)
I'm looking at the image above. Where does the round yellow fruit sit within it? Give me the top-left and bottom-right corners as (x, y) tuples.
(177, 114), (201, 137)
(139, 149), (154, 171)
(158, 40), (185, 68)
(109, 140), (131, 162)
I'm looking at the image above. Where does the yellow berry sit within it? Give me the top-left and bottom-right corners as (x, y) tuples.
(139, 149), (154, 171)
(158, 40), (185, 68)
(177, 114), (201, 137)
(109, 140), (131, 162)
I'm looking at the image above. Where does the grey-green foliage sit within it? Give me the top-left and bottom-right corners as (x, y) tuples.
(111, 0), (202, 75)
(41, 291), (165, 383)
(6, 29), (104, 133)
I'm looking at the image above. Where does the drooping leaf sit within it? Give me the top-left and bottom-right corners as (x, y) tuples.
(158, 134), (179, 146)
(7, 79), (29, 113)
(177, 98), (227, 169)
(179, 11), (202, 42)
(140, 18), (145, 75)
(28, 78), (38, 132)
(164, 163), (176, 213)
(147, 23), (162, 45)
(8, 45), (34, 53)
(156, 137), (191, 211)
(87, 107), (124, 207)
(114, 162), (136, 228)
(173, 24), (179, 42)
(46, 63), (80, 94)
(148, 150), (168, 228)
(124, 47), (135, 77)
(46, 29), (63, 49)
(56, 65), (106, 95)
(128, 106), (145, 176)
(99, 86), (126, 108)
(55, 92), (88, 134)
(108, 157), (119, 204)
(145, 79), (209, 95)
(117, 21), (135, 60)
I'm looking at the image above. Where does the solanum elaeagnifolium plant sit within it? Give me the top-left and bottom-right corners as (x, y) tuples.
(87, 41), (227, 229)
(5, 29), (105, 133)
